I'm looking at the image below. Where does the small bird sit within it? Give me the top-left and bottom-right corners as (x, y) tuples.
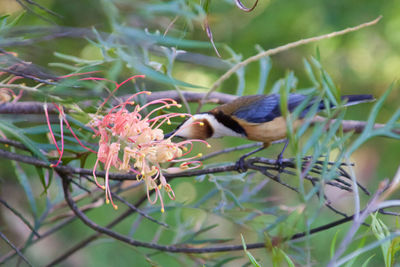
(164, 93), (374, 170)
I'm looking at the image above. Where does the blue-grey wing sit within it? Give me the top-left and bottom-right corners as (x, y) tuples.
(233, 94), (309, 123)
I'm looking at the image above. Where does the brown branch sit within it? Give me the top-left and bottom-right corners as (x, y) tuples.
(0, 101), (58, 114)
(0, 182), (147, 265)
(0, 216), (77, 264)
(60, 175), (351, 254)
(14, 0), (55, 24)
(59, 174), (382, 256)
(312, 116), (400, 135)
(0, 91), (234, 114)
(1, 91), (397, 135)
(45, 193), (149, 266)
(0, 231), (33, 267)
(0, 198), (40, 238)
(0, 144), (365, 228)
(21, 0), (62, 18)
(0, 147), (363, 195)
(0, 148), (356, 192)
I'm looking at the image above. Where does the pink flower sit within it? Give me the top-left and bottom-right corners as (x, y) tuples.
(89, 76), (210, 211)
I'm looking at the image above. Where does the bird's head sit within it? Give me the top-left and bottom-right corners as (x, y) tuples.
(164, 114), (214, 140)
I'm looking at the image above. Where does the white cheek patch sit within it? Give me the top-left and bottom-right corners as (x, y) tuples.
(175, 118), (194, 138)
(191, 114), (244, 138)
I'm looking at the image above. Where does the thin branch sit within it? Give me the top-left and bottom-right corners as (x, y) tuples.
(0, 83), (42, 93)
(0, 150), (390, 261)
(199, 16), (382, 111)
(44, 200), (103, 223)
(163, 16), (179, 36)
(308, 180), (348, 218)
(312, 116), (400, 135)
(0, 91), (234, 114)
(45, 194), (149, 266)
(327, 179), (389, 267)
(0, 67), (58, 85)
(0, 148), (361, 194)
(60, 174), (377, 254)
(1, 93), (397, 135)
(0, 216), (76, 264)
(0, 198), (40, 238)
(15, 0), (55, 24)
(0, 137), (31, 151)
(1, 201), (110, 265)
(22, 0), (62, 18)
(0, 231), (33, 267)
(83, 176), (169, 228)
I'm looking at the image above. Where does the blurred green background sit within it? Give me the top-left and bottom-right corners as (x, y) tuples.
(0, 0), (399, 266)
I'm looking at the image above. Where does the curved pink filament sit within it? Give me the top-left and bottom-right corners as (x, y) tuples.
(92, 157), (105, 189)
(62, 114), (97, 154)
(51, 109), (65, 167)
(44, 104), (63, 167)
(117, 75), (145, 88)
(147, 180), (159, 205)
(170, 153), (201, 162)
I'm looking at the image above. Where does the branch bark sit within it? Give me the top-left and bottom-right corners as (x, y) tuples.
(1, 91), (398, 134)
(60, 174), (359, 254)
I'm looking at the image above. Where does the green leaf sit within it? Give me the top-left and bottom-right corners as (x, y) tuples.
(0, 11), (24, 30)
(316, 46), (321, 61)
(303, 58), (319, 87)
(235, 67), (246, 96)
(255, 46), (272, 94)
(371, 213), (391, 267)
(348, 85), (395, 155)
(183, 224), (219, 243)
(0, 121), (48, 162)
(139, 63), (201, 88)
(117, 25), (212, 49)
(330, 230), (340, 258)
(11, 157), (38, 217)
(54, 52), (101, 64)
(241, 234), (261, 267)
(21, 125), (56, 135)
(280, 249), (295, 267)
(361, 254), (375, 267)
(35, 166), (50, 193)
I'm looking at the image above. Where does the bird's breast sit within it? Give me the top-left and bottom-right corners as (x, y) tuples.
(234, 116), (304, 143)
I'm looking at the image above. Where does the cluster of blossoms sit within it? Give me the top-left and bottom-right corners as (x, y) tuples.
(43, 74), (208, 212)
(89, 85), (210, 212)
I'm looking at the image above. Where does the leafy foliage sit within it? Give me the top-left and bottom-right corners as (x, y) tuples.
(0, 1), (399, 267)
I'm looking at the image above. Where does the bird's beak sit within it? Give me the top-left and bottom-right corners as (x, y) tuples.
(163, 130), (176, 139)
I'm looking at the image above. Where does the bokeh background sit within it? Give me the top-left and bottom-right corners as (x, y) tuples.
(0, 0), (399, 266)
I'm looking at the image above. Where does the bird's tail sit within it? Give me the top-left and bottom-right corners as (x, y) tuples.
(340, 94), (375, 107)
(301, 94), (374, 118)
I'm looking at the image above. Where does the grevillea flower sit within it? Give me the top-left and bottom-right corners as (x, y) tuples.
(44, 74), (209, 211)
(88, 77), (210, 212)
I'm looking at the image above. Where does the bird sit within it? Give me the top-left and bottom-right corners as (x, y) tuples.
(164, 93), (374, 171)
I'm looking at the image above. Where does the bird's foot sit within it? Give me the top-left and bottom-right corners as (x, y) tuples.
(275, 139), (288, 172)
(235, 156), (248, 173)
(275, 153), (284, 173)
